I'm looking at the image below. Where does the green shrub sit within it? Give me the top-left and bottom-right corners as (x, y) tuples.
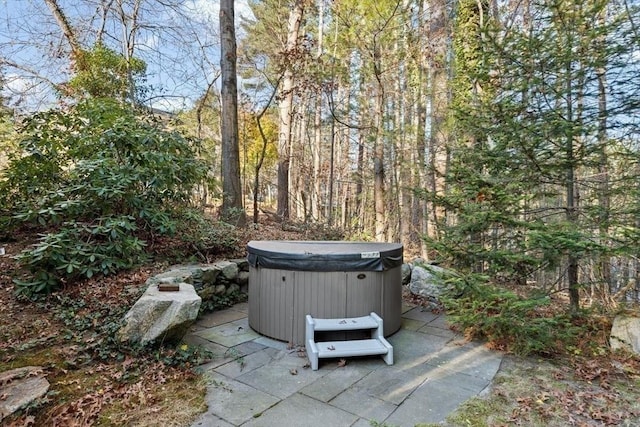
(1, 98), (208, 296)
(13, 217), (148, 296)
(441, 274), (583, 356)
(182, 211), (240, 254)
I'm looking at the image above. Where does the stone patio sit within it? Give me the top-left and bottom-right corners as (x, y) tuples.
(186, 302), (503, 427)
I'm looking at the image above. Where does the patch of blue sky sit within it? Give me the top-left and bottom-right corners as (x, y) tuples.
(0, 0), (253, 113)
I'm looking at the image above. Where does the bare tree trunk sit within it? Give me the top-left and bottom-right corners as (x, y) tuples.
(277, 1), (304, 219)
(96, 0), (115, 44)
(253, 80), (280, 224)
(328, 110), (336, 226)
(427, 0), (450, 240)
(565, 57), (579, 311)
(220, 0), (246, 226)
(373, 43), (386, 241)
(414, 58), (428, 257)
(390, 85), (402, 243)
(356, 127), (366, 231)
(115, 0), (141, 104)
(293, 101), (308, 220)
(44, 0), (81, 60)
(312, 93), (322, 221)
(596, 8), (611, 298)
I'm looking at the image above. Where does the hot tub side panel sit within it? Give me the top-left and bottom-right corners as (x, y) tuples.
(248, 267), (295, 342)
(291, 271), (347, 345)
(248, 263), (402, 345)
(248, 267), (260, 333)
(382, 266), (402, 336)
(345, 271), (383, 319)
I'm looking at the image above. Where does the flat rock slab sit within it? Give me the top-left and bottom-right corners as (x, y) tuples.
(0, 366), (49, 421)
(118, 282), (201, 345)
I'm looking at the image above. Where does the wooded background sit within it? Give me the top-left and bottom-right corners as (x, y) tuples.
(2, 0), (640, 309)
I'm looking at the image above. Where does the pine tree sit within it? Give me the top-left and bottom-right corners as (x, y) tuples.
(438, 0), (640, 310)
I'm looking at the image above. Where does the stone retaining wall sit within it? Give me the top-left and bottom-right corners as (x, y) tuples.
(147, 259), (250, 303)
(118, 260), (251, 345)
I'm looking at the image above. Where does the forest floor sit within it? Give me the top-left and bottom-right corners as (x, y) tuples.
(1, 217), (640, 426)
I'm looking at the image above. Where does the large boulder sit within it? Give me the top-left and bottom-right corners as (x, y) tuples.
(408, 263), (454, 300)
(0, 366), (49, 422)
(118, 283), (201, 345)
(610, 315), (640, 354)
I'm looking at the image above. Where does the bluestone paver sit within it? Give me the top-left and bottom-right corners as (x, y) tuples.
(299, 363), (372, 402)
(242, 393), (358, 427)
(214, 347), (281, 379)
(235, 351), (329, 399)
(401, 306), (442, 323)
(426, 341), (503, 381)
(387, 328), (451, 368)
(384, 376), (484, 426)
(193, 318), (259, 347)
(196, 372), (280, 425)
(330, 383), (399, 421)
(196, 308), (248, 328)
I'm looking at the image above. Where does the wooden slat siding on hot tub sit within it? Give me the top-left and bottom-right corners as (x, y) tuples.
(247, 241), (403, 345)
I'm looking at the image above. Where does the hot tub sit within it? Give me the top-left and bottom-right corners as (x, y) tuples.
(247, 240), (403, 345)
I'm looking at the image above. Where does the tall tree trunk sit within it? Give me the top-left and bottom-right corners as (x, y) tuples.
(328, 109), (336, 226)
(373, 43), (386, 241)
(414, 27), (429, 257)
(427, 0), (450, 239)
(277, 1), (304, 219)
(116, 0), (140, 104)
(293, 100), (308, 220)
(355, 72), (366, 232)
(44, 0), (81, 60)
(564, 44), (579, 311)
(220, 0), (246, 226)
(595, 7), (611, 299)
(312, 93), (322, 221)
(253, 80), (280, 224)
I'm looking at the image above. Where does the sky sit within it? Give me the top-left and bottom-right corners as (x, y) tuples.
(0, 0), (254, 112)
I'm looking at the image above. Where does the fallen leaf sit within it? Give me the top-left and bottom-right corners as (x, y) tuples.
(337, 358), (347, 368)
(302, 362), (311, 369)
(327, 345), (335, 351)
(290, 368), (298, 375)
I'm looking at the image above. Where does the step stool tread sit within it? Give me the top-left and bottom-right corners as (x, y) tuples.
(316, 338), (389, 358)
(312, 315), (379, 331)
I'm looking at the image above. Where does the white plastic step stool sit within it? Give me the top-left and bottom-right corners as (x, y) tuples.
(305, 312), (393, 371)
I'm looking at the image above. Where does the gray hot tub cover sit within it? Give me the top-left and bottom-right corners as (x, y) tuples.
(247, 240), (403, 272)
